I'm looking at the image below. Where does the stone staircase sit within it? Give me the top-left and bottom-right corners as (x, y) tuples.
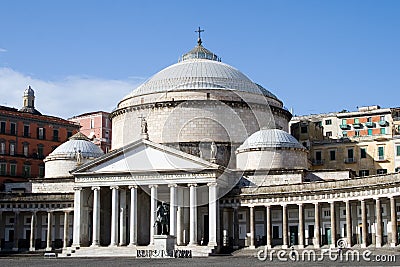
(59, 245), (215, 258)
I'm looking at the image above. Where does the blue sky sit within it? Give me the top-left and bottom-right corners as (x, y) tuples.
(0, 0), (399, 118)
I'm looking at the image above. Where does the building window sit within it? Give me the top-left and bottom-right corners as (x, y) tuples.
(360, 148), (367, 159)
(354, 118), (360, 124)
(10, 122), (16, 135)
(0, 163), (6, 175)
(23, 125), (30, 137)
(0, 141), (5, 154)
(301, 126), (308, 134)
(326, 131), (332, 137)
(397, 145), (400, 157)
(368, 129), (373, 136)
(0, 121), (5, 134)
(53, 129), (59, 141)
(330, 150), (336, 161)
(347, 148), (354, 160)
(273, 226), (280, 239)
(90, 119), (95, 129)
(37, 127), (46, 140)
(378, 146), (384, 160)
(342, 119), (347, 125)
(380, 115), (385, 121)
(359, 170), (370, 177)
(38, 165), (44, 178)
(325, 119), (332, 125)
(67, 131), (73, 139)
(377, 169), (387, 175)
(355, 130), (360, 137)
(342, 131), (347, 137)
(23, 143), (29, 157)
(367, 117), (372, 123)
(9, 143), (15, 156)
(23, 165), (31, 178)
(380, 128), (386, 135)
(10, 164), (16, 176)
(323, 210), (331, 217)
(38, 145), (44, 159)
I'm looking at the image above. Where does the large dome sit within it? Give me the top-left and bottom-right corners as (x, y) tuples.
(123, 44), (278, 100)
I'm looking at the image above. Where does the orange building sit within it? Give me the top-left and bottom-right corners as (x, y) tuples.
(0, 86), (80, 186)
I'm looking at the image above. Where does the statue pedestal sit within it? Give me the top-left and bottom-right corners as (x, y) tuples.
(154, 235), (176, 252)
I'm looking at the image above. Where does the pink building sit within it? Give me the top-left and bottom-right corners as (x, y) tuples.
(69, 111), (112, 153)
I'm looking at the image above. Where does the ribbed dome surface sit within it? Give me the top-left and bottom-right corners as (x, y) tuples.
(49, 132), (104, 159)
(237, 129), (304, 151)
(124, 59), (278, 100)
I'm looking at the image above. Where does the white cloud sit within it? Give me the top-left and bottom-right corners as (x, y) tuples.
(0, 67), (145, 118)
(0, 48), (6, 53)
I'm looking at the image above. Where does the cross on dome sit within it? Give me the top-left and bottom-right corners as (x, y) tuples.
(195, 27), (204, 46)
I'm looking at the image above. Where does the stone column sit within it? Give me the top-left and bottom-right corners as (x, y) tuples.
(375, 198), (382, 248)
(176, 187), (184, 245)
(119, 188), (127, 246)
(282, 204), (288, 249)
(128, 185), (138, 246)
(189, 183), (198, 245)
(330, 202), (336, 248)
(149, 185), (158, 245)
(266, 205), (272, 249)
(345, 200), (352, 248)
(12, 211), (19, 251)
(361, 199), (368, 248)
(314, 202), (320, 248)
(63, 211), (70, 249)
(46, 212), (53, 251)
(110, 186), (119, 246)
(29, 212), (36, 251)
(233, 207), (239, 249)
(72, 187), (83, 248)
(169, 184), (178, 237)
(91, 186), (101, 247)
(208, 182), (218, 246)
(298, 203), (304, 249)
(390, 196), (397, 247)
(249, 206), (255, 249)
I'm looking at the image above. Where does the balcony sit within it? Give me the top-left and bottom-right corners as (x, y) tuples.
(312, 159), (324, 166)
(375, 156), (387, 162)
(344, 158), (357, 164)
(378, 120), (388, 127)
(340, 124), (350, 130)
(352, 122), (363, 129)
(365, 122), (376, 128)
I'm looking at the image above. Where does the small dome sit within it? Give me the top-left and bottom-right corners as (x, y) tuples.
(48, 132), (104, 159)
(237, 129), (305, 152)
(24, 86), (35, 96)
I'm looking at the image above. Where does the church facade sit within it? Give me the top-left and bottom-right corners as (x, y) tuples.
(1, 34), (400, 257)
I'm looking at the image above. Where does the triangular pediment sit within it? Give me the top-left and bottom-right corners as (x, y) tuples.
(72, 139), (221, 175)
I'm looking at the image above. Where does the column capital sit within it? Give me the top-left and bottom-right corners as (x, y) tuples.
(91, 186), (101, 191)
(298, 203), (304, 207)
(110, 185), (119, 190)
(264, 204), (272, 208)
(148, 184), (158, 189)
(281, 203), (287, 208)
(64, 210), (71, 214)
(188, 183), (198, 187)
(328, 201), (335, 204)
(168, 183), (178, 188)
(343, 199), (350, 203)
(128, 185), (138, 189)
(207, 182), (218, 187)
(360, 199), (366, 203)
(374, 197), (381, 201)
(73, 186), (83, 191)
(313, 202), (320, 206)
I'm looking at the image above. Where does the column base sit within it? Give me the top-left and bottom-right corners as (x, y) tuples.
(330, 244), (336, 249)
(265, 244), (272, 249)
(298, 245), (305, 249)
(391, 243), (397, 247)
(45, 247), (52, 251)
(90, 243), (100, 248)
(119, 243), (126, 246)
(361, 244), (367, 248)
(376, 243), (382, 248)
(108, 243), (118, 247)
(12, 248), (18, 252)
(29, 247), (35, 252)
(314, 245), (320, 249)
(248, 245), (256, 249)
(207, 241), (217, 247)
(127, 243), (137, 247)
(282, 245), (288, 249)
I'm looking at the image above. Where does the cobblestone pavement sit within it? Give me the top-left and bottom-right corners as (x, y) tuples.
(0, 255), (399, 267)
